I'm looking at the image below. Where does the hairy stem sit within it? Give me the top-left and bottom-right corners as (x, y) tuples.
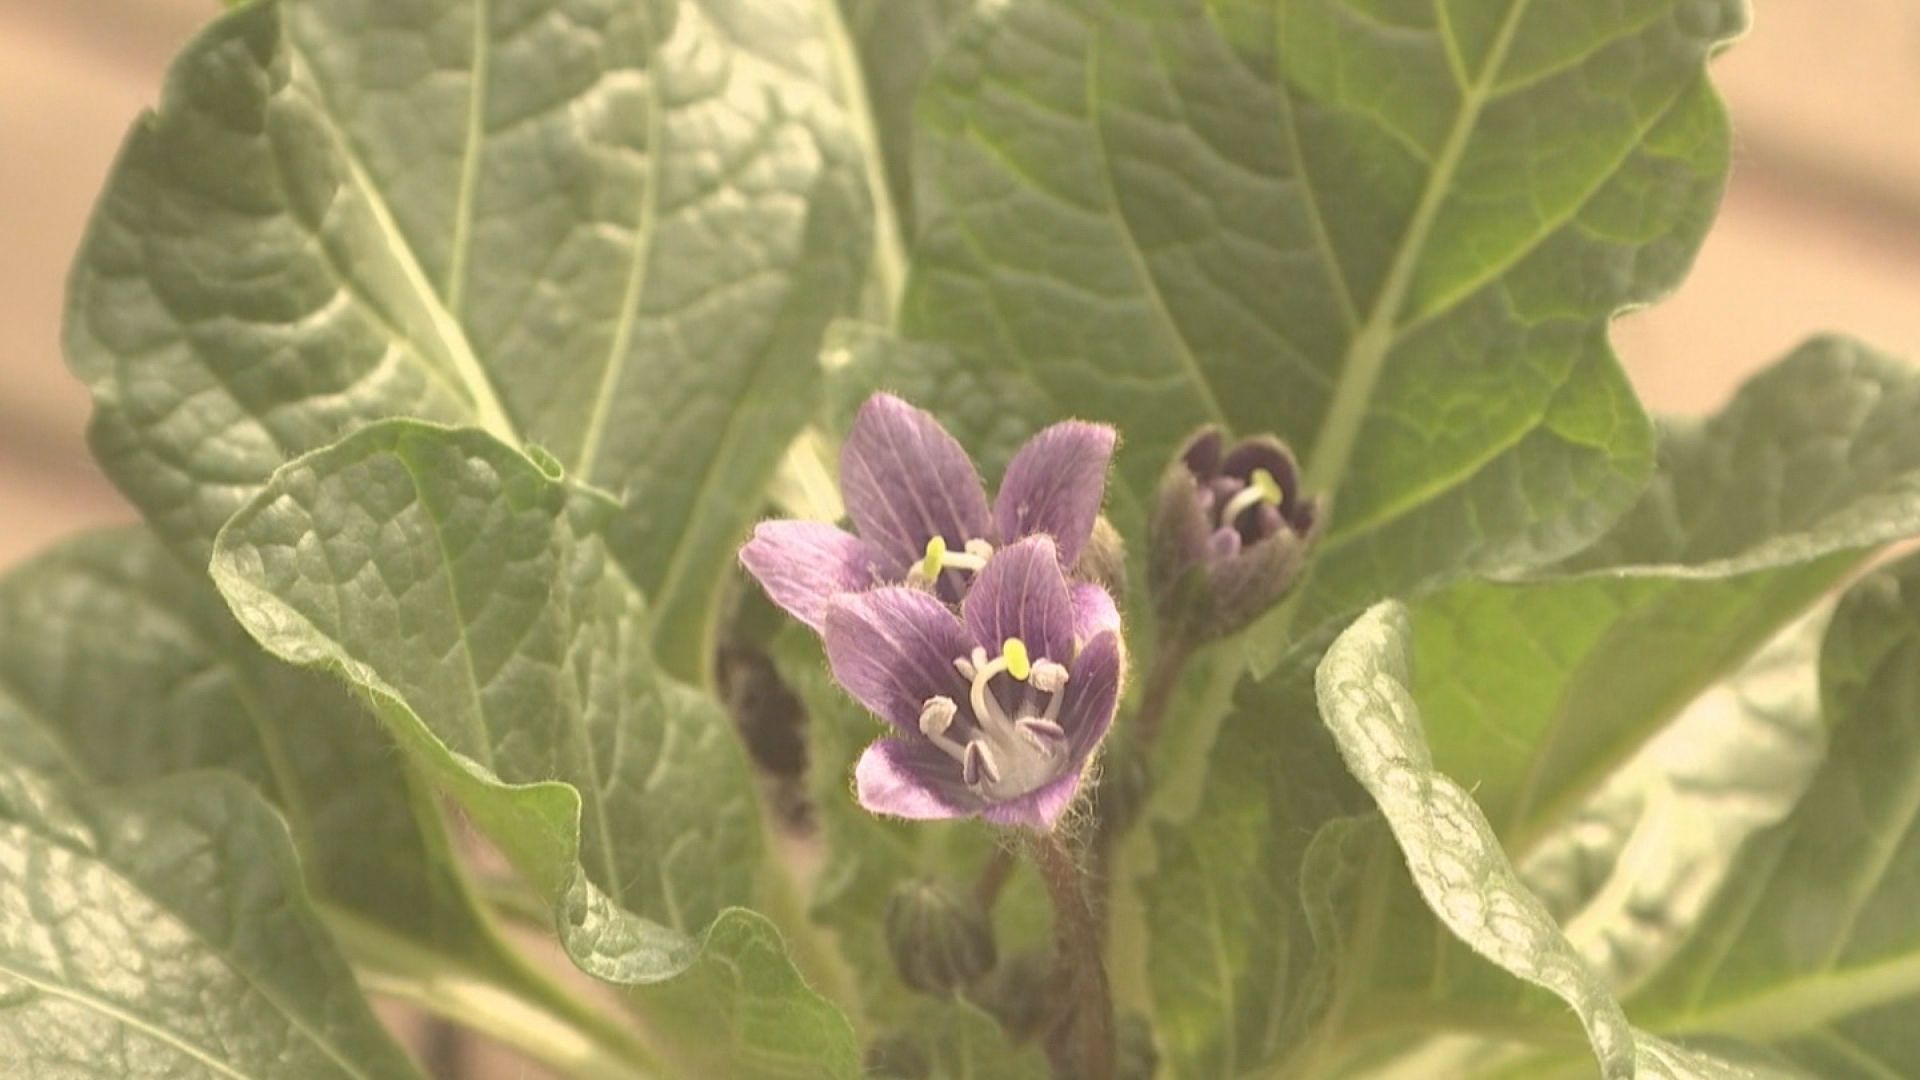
(1130, 639), (1193, 753)
(1025, 832), (1115, 1079)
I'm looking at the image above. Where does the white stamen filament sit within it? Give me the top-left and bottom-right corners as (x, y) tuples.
(916, 638), (1075, 799)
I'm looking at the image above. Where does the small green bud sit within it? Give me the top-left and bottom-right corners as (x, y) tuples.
(1072, 514), (1129, 602)
(885, 878), (997, 995)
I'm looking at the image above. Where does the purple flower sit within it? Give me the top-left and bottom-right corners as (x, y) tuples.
(1150, 427), (1321, 642)
(741, 394), (1116, 629)
(823, 537), (1123, 831)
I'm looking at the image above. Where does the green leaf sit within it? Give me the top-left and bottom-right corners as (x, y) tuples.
(1411, 336), (1920, 853)
(1140, 646), (1374, 1078)
(871, 1001), (1050, 1080)
(835, 0), (971, 234)
(1520, 613), (1827, 991)
(895, 0), (1743, 621)
(0, 761), (419, 1078)
(65, 0), (870, 679)
(1315, 602), (1767, 1080)
(0, 528), (494, 958)
(209, 420), (856, 1077)
(1628, 551), (1920, 1076)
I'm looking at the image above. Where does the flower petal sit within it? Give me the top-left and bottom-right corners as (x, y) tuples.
(824, 588), (973, 731)
(840, 394), (992, 570)
(739, 521), (884, 632)
(961, 536), (1074, 665)
(1179, 426), (1225, 479)
(855, 739), (984, 820)
(993, 421), (1116, 565)
(1070, 583), (1121, 643)
(979, 771), (1082, 831)
(1060, 630), (1122, 762)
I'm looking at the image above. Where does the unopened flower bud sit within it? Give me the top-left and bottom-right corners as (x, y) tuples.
(1149, 427), (1321, 645)
(1072, 514), (1128, 603)
(885, 878), (997, 995)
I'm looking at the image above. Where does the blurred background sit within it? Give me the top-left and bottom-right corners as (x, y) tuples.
(4, 0), (1920, 571)
(1, 0), (1916, 1074)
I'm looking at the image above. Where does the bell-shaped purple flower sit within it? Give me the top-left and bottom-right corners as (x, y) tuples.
(741, 394), (1116, 630)
(822, 537), (1124, 831)
(1150, 427), (1321, 643)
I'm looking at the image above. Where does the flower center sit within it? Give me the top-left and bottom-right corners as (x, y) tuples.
(915, 636), (1071, 800)
(907, 535), (995, 588)
(1219, 467), (1283, 529)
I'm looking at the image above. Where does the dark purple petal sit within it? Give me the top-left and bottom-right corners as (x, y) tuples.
(1060, 630), (1122, 762)
(1222, 437), (1301, 510)
(855, 739), (984, 820)
(993, 421), (1116, 565)
(739, 521), (885, 632)
(1070, 583), (1121, 643)
(840, 394), (993, 570)
(1179, 427), (1225, 479)
(961, 537), (1074, 665)
(824, 588), (974, 731)
(980, 771), (1082, 830)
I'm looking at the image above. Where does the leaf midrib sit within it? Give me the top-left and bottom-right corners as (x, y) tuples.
(1302, 0), (1535, 500)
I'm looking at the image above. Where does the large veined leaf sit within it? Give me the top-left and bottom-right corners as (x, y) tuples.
(1628, 551), (1920, 1076)
(0, 528), (495, 961)
(0, 758), (420, 1078)
(209, 420), (857, 1077)
(1521, 613), (1828, 992)
(1313, 602), (1770, 1079)
(65, 0), (869, 678)
(892, 0), (1743, 622)
(1411, 336), (1920, 854)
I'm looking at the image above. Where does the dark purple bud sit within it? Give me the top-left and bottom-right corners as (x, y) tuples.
(883, 878), (998, 995)
(1149, 426), (1321, 645)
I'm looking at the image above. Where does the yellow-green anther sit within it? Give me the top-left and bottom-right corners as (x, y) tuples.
(1223, 468), (1285, 526)
(1251, 468), (1283, 508)
(920, 535), (947, 579)
(1002, 638), (1031, 681)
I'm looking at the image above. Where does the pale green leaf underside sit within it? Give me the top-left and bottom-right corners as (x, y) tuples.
(1627, 552), (1920, 1077)
(209, 420), (855, 1077)
(1316, 602), (1764, 1080)
(64, 0), (868, 678)
(895, 0), (1744, 623)
(1519, 614), (1827, 993)
(0, 762), (419, 1079)
(0, 528), (495, 961)
(1412, 336), (1920, 851)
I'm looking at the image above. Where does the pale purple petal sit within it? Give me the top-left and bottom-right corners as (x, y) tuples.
(980, 770), (1083, 830)
(855, 739), (984, 820)
(823, 588), (973, 731)
(739, 521), (885, 631)
(1070, 583), (1121, 643)
(1180, 427), (1225, 478)
(1060, 631), (1122, 761)
(840, 394), (993, 569)
(961, 537), (1074, 665)
(993, 421), (1116, 565)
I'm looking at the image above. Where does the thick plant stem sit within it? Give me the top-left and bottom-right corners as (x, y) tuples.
(1025, 832), (1115, 1079)
(1129, 639), (1193, 753)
